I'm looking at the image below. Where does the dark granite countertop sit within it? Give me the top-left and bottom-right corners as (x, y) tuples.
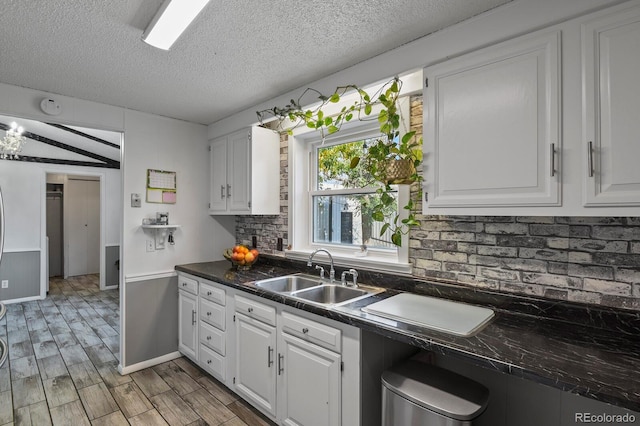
(175, 256), (640, 413)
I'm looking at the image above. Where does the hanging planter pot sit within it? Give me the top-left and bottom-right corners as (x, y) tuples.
(384, 158), (416, 185)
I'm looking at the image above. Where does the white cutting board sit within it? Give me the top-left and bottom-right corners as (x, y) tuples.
(362, 293), (494, 336)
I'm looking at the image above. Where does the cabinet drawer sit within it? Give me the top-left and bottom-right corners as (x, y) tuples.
(200, 298), (225, 331)
(235, 295), (276, 326)
(199, 321), (225, 356)
(200, 281), (225, 305)
(281, 311), (341, 353)
(178, 275), (198, 295)
(199, 344), (225, 382)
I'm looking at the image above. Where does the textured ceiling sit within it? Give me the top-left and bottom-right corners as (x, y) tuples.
(0, 0), (510, 125)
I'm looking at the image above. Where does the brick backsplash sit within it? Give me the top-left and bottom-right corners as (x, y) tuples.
(236, 96), (640, 311)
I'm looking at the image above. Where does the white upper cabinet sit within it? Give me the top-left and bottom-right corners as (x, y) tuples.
(209, 126), (280, 215)
(582, 5), (640, 206)
(424, 30), (561, 209)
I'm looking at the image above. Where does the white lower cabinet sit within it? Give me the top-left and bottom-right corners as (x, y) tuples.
(178, 284), (198, 361)
(235, 311), (278, 417)
(177, 273), (360, 425)
(278, 332), (341, 426)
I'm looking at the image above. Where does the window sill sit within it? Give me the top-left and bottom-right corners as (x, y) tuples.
(285, 250), (413, 276)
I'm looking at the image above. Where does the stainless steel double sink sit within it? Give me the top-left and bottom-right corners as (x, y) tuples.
(254, 274), (383, 306)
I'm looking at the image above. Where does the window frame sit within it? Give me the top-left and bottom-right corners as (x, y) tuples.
(287, 120), (411, 274)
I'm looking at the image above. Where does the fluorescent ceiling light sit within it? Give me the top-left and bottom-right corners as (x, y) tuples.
(142, 0), (211, 50)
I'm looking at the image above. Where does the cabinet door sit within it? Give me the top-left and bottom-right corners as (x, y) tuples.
(235, 312), (277, 417)
(178, 292), (198, 360)
(424, 31), (560, 208)
(582, 7), (640, 206)
(279, 332), (341, 426)
(227, 129), (251, 213)
(209, 137), (228, 213)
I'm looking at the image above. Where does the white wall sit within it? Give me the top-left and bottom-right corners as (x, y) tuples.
(122, 109), (235, 278)
(0, 81), (236, 370)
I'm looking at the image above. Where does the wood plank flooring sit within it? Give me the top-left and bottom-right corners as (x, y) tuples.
(0, 275), (276, 425)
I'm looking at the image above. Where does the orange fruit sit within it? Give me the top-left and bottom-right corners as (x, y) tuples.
(245, 252), (255, 263)
(233, 245), (242, 253)
(250, 249), (259, 257)
(242, 246), (249, 254)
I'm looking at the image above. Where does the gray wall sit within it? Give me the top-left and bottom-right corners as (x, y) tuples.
(0, 251), (40, 301)
(105, 245), (119, 287)
(125, 275), (178, 366)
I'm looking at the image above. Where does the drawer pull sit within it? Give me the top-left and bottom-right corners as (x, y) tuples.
(207, 291), (212, 296)
(302, 328), (309, 334)
(207, 359), (212, 364)
(207, 311), (212, 316)
(206, 336), (211, 340)
(588, 141), (594, 177)
(182, 282), (187, 287)
(248, 307), (254, 313)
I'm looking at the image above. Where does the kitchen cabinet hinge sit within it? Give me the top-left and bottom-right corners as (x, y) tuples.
(425, 78), (428, 88)
(248, 201), (251, 208)
(233, 314), (236, 323)
(424, 192), (428, 202)
(341, 361), (344, 372)
(233, 377), (236, 384)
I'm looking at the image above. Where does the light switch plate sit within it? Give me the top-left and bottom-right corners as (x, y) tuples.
(146, 240), (155, 252)
(131, 193), (141, 208)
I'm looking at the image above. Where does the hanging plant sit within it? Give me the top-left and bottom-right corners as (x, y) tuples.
(257, 77), (422, 247)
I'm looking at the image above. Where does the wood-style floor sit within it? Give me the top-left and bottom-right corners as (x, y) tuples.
(0, 275), (275, 425)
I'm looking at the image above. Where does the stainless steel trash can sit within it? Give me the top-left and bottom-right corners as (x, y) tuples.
(382, 360), (489, 426)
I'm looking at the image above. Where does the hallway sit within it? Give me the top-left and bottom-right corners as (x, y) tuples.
(0, 275), (273, 425)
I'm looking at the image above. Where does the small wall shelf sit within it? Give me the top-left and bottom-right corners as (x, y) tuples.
(141, 224), (181, 249)
(141, 224), (182, 230)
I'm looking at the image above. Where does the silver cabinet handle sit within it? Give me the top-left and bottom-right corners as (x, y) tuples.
(191, 310), (196, 325)
(278, 353), (284, 375)
(220, 185), (225, 199)
(588, 141), (594, 177)
(206, 311), (211, 317)
(207, 291), (212, 296)
(207, 359), (211, 364)
(206, 335), (211, 340)
(302, 328), (309, 334)
(248, 307), (253, 313)
(550, 143), (556, 177)
(268, 346), (274, 367)
(227, 184), (231, 197)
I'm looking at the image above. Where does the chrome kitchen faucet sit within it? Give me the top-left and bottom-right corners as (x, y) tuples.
(307, 248), (335, 283)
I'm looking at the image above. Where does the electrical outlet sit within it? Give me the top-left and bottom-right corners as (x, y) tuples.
(146, 239), (155, 252)
(1, 280), (8, 289)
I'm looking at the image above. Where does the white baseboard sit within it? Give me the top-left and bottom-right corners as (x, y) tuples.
(2, 295), (45, 304)
(118, 351), (182, 375)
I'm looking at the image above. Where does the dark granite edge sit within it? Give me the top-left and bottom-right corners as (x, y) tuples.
(175, 260), (640, 413)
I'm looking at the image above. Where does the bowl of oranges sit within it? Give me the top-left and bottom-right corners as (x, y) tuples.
(223, 245), (259, 271)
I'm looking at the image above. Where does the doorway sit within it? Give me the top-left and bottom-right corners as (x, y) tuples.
(46, 172), (110, 290)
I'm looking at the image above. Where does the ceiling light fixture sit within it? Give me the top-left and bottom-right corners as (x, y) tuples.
(142, 0), (211, 50)
(0, 122), (26, 160)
